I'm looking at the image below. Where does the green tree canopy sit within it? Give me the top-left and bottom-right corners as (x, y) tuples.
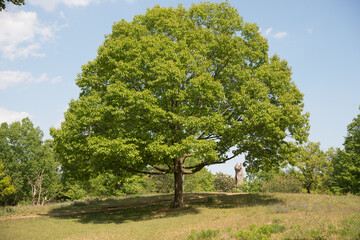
(51, 2), (309, 207)
(0, 159), (16, 206)
(0, 118), (59, 205)
(330, 106), (360, 194)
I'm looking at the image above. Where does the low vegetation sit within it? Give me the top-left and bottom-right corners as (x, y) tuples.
(1, 193), (359, 239)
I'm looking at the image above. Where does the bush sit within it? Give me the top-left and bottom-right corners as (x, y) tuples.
(120, 175), (149, 195)
(185, 169), (215, 192)
(237, 178), (261, 193)
(261, 174), (302, 193)
(214, 172), (235, 192)
(88, 173), (123, 197)
(62, 183), (88, 201)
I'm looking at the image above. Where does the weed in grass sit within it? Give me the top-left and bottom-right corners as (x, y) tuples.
(188, 224), (286, 240)
(271, 203), (309, 214)
(206, 197), (215, 204)
(187, 229), (220, 240)
(0, 206), (15, 216)
(271, 218), (282, 224)
(230, 223), (286, 240)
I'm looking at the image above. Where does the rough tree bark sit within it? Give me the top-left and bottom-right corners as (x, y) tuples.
(173, 156), (185, 207)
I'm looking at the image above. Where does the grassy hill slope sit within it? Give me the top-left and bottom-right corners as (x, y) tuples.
(0, 193), (359, 239)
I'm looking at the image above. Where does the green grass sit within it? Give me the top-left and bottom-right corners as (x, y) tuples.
(0, 193), (359, 239)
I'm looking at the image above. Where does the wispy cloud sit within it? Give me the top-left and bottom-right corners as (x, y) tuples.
(264, 27), (272, 36)
(273, 32), (288, 39)
(59, 11), (66, 19)
(0, 71), (61, 90)
(0, 11), (54, 60)
(0, 107), (31, 124)
(51, 76), (62, 84)
(307, 28), (313, 34)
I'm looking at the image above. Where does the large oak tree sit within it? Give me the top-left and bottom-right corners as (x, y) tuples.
(51, 2), (309, 207)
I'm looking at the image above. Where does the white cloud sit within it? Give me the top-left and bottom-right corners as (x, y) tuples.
(29, 0), (100, 11)
(0, 71), (61, 90)
(0, 71), (32, 89)
(264, 27), (272, 36)
(0, 11), (54, 60)
(307, 28), (313, 34)
(0, 107), (32, 124)
(273, 32), (288, 39)
(51, 76), (62, 84)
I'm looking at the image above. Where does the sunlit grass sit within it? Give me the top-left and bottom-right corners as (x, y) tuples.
(0, 193), (359, 239)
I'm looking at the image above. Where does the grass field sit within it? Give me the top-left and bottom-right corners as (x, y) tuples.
(0, 193), (359, 239)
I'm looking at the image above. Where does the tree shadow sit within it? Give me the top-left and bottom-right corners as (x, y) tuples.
(46, 193), (283, 225)
(190, 193), (284, 209)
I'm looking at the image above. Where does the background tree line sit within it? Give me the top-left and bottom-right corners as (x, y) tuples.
(1, 107), (359, 206)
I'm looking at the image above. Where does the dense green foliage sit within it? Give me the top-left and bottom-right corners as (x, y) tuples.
(241, 169), (302, 193)
(213, 172), (235, 192)
(0, 160), (16, 205)
(261, 173), (302, 193)
(50, 2), (308, 207)
(0, 118), (59, 205)
(330, 107), (360, 194)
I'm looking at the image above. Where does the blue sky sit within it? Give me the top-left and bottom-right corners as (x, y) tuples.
(1, 0), (359, 175)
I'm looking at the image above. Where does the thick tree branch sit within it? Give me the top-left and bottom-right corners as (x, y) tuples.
(183, 162), (207, 174)
(150, 165), (170, 173)
(121, 166), (170, 175)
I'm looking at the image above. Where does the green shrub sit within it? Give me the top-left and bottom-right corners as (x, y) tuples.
(261, 175), (302, 193)
(120, 175), (148, 195)
(214, 172), (235, 192)
(63, 183), (88, 201)
(88, 173), (123, 197)
(185, 169), (215, 192)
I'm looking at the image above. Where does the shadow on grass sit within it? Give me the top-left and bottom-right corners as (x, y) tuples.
(192, 193), (284, 209)
(47, 193), (283, 225)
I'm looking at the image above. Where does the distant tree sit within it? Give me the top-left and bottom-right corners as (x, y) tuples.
(330, 107), (360, 194)
(0, 118), (60, 205)
(51, 2), (309, 207)
(292, 142), (328, 193)
(0, 0), (24, 11)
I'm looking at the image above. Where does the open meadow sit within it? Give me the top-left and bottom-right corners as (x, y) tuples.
(0, 193), (359, 240)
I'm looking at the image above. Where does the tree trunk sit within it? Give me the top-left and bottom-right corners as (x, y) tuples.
(306, 182), (312, 194)
(173, 158), (184, 208)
